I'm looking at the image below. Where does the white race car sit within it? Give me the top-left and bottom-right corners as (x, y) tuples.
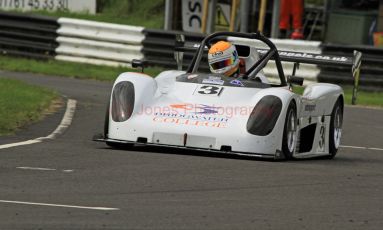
(94, 32), (362, 160)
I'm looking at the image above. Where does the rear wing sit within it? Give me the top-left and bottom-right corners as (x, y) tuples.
(174, 39), (362, 105)
(259, 49), (362, 105)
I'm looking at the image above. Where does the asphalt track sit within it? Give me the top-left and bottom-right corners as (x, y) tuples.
(0, 71), (383, 230)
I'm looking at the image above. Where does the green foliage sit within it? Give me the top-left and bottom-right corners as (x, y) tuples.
(0, 54), (164, 136)
(293, 86), (383, 107)
(0, 78), (57, 135)
(343, 87), (383, 107)
(32, 0), (165, 28)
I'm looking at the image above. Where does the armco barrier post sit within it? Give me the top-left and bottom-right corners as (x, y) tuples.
(351, 50), (362, 105)
(352, 67), (360, 105)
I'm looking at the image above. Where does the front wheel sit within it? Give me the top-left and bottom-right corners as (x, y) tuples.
(282, 101), (297, 160)
(104, 99), (110, 139)
(328, 99), (343, 159)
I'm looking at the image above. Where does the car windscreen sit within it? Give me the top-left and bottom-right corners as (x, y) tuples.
(191, 44), (282, 86)
(176, 73), (271, 89)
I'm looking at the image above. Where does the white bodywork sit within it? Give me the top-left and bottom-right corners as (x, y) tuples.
(106, 70), (343, 159)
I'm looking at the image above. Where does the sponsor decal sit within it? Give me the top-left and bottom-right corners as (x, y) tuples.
(152, 103), (229, 128)
(212, 51), (223, 57)
(170, 103), (220, 114)
(202, 79), (224, 85)
(230, 79), (244, 87)
(153, 116), (228, 128)
(187, 74), (198, 80)
(140, 104), (258, 120)
(305, 104), (316, 112)
(196, 85), (224, 95)
(257, 49), (349, 62)
(208, 76), (222, 80)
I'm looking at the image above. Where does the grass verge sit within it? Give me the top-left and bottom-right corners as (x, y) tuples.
(0, 56), (163, 81)
(293, 86), (383, 108)
(0, 78), (58, 135)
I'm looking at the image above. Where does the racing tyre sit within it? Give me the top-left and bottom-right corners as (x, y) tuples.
(104, 100), (117, 148)
(282, 101), (297, 160)
(104, 99), (110, 139)
(328, 99), (343, 159)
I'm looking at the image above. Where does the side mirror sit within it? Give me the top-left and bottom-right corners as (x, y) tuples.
(287, 76), (304, 86)
(287, 62), (303, 86)
(132, 59), (144, 73)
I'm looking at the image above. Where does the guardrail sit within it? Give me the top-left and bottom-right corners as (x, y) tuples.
(320, 44), (383, 90)
(0, 11), (59, 59)
(228, 37), (321, 82)
(1, 11), (382, 89)
(142, 29), (204, 68)
(55, 18), (145, 67)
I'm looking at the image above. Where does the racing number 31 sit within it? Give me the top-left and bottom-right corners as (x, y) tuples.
(197, 85), (223, 96)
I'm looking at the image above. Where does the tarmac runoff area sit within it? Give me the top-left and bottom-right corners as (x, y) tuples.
(0, 71), (382, 229)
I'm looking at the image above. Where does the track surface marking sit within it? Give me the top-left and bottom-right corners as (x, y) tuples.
(0, 99), (77, 150)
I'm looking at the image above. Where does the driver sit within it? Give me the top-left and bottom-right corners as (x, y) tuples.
(208, 41), (269, 84)
(208, 41), (240, 77)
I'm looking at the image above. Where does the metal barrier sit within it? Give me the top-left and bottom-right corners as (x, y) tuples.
(0, 11), (59, 59)
(142, 29), (204, 68)
(1, 12), (381, 90)
(320, 44), (383, 90)
(55, 18), (145, 67)
(227, 37), (321, 82)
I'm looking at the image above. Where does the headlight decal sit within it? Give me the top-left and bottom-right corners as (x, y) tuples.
(247, 95), (283, 136)
(111, 81), (135, 122)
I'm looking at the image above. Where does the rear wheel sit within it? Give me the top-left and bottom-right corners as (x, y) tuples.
(282, 102), (297, 160)
(328, 99), (343, 159)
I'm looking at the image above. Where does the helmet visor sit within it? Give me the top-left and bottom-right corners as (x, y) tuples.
(210, 56), (236, 70)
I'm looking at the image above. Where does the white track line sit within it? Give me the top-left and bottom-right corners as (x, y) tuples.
(369, 147), (383, 151)
(40, 99), (77, 140)
(17, 167), (56, 171)
(340, 145), (383, 151)
(16, 167), (74, 173)
(0, 200), (119, 211)
(0, 99), (77, 150)
(0, 140), (41, 149)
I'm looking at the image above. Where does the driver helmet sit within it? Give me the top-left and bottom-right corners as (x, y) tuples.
(208, 41), (239, 77)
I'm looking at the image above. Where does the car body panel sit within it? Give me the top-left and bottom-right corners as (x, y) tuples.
(95, 32), (356, 160)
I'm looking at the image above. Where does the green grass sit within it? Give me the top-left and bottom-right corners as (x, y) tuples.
(29, 0), (164, 28)
(343, 88), (383, 107)
(293, 86), (383, 108)
(0, 55), (162, 136)
(0, 78), (57, 135)
(0, 56), (163, 81)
